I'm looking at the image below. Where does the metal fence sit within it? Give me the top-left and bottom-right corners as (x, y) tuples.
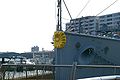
(1, 64), (120, 80)
(0, 64), (54, 80)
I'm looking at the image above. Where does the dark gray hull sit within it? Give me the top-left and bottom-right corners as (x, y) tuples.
(55, 32), (120, 80)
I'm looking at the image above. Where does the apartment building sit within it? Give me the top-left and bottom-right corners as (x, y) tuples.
(66, 12), (120, 35)
(98, 12), (120, 32)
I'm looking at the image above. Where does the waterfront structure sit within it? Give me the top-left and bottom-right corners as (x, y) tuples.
(66, 12), (120, 35)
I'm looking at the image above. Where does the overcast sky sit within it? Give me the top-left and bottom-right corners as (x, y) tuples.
(0, 0), (119, 53)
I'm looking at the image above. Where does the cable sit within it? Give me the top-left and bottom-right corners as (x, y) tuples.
(96, 0), (119, 16)
(66, 0), (91, 32)
(62, 0), (73, 31)
(63, 0), (72, 19)
(95, 0), (119, 34)
(76, 0), (91, 18)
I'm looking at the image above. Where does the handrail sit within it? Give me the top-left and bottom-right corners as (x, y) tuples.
(1, 64), (120, 68)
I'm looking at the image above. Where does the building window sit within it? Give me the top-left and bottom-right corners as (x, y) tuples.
(107, 14), (112, 17)
(100, 16), (105, 18)
(114, 13), (120, 16)
(89, 24), (94, 26)
(89, 20), (94, 22)
(89, 27), (94, 29)
(85, 28), (88, 30)
(84, 17), (89, 19)
(107, 22), (112, 25)
(107, 19), (112, 21)
(100, 20), (104, 22)
(85, 24), (88, 26)
(100, 24), (105, 26)
(80, 22), (83, 25)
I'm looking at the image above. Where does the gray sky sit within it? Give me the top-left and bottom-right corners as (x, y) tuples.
(0, 0), (119, 52)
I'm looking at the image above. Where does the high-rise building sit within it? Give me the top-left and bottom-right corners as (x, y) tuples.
(66, 16), (98, 35)
(66, 18), (81, 33)
(98, 12), (120, 32)
(31, 46), (39, 53)
(80, 16), (98, 35)
(66, 12), (120, 35)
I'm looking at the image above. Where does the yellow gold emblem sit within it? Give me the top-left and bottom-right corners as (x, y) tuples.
(54, 31), (66, 48)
